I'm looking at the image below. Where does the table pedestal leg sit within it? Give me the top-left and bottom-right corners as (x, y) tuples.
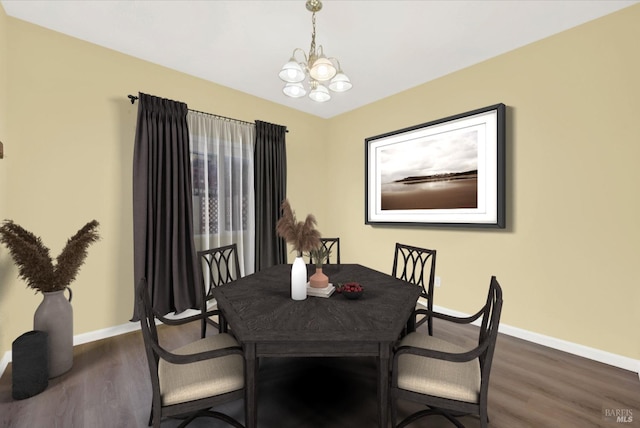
(378, 342), (391, 428)
(244, 343), (257, 428)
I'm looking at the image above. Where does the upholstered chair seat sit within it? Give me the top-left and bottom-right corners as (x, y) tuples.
(159, 333), (244, 406)
(397, 332), (480, 403)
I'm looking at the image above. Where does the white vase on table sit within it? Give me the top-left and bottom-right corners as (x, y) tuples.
(291, 256), (307, 300)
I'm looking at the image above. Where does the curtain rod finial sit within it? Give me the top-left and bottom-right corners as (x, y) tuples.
(128, 94), (138, 104)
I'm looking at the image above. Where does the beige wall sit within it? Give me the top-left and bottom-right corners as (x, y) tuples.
(323, 5), (640, 360)
(0, 4), (10, 351)
(0, 14), (325, 357)
(1, 4), (639, 365)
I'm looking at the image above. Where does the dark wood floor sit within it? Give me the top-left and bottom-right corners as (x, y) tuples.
(1, 318), (638, 428)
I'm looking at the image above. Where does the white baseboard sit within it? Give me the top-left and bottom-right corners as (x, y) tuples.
(72, 321), (141, 347)
(432, 303), (640, 378)
(2, 307), (639, 381)
(0, 352), (10, 379)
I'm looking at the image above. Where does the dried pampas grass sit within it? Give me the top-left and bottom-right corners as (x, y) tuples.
(276, 199), (321, 256)
(0, 220), (100, 293)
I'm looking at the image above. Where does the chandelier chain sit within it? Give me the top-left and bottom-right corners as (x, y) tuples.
(309, 11), (317, 63)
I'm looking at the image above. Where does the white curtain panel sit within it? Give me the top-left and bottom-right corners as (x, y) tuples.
(187, 111), (256, 276)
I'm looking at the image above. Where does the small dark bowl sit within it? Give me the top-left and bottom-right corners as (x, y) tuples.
(342, 289), (364, 300)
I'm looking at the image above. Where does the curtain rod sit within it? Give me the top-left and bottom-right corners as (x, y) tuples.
(127, 94), (287, 132)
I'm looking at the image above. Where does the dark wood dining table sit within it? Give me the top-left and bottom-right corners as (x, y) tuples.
(212, 263), (421, 428)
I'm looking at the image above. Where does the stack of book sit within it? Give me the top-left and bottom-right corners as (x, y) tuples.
(306, 283), (335, 298)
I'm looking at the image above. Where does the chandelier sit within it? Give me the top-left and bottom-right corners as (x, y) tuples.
(278, 0), (352, 103)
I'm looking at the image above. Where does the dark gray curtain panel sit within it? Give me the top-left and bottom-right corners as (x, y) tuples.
(132, 93), (200, 320)
(254, 120), (288, 270)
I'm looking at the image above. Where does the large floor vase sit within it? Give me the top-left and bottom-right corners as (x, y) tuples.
(34, 288), (73, 378)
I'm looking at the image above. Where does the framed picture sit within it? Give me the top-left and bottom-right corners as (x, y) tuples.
(365, 103), (505, 228)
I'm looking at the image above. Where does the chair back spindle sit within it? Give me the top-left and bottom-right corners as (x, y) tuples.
(309, 238), (341, 265)
(198, 244), (241, 337)
(392, 243), (437, 335)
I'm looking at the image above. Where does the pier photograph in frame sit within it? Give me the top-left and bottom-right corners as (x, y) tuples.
(365, 104), (505, 228)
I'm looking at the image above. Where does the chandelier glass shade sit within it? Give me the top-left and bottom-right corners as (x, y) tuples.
(279, 0), (352, 103)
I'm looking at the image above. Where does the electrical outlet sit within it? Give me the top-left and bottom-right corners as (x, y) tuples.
(435, 276), (441, 287)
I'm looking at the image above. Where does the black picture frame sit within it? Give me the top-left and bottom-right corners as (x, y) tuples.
(365, 103), (506, 228)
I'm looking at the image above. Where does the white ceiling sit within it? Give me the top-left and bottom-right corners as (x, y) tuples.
(2, 0), (637, 118)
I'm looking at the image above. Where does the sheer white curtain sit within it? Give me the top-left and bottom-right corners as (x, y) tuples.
(187, 111), (255, 276)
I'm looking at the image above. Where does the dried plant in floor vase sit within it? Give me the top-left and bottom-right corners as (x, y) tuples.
(0, 220), (100, 378)
(276, 199), (321, 300)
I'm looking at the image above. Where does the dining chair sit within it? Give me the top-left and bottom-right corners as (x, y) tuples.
(199, 244), (242, 338)
(392, 243), (437, 335)
(135, 278), (246, 428)
(308, 237), (341, 264)
(390, 276), (503, 428)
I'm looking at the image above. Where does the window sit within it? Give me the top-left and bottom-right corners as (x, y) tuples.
(188, 112), (256, 275)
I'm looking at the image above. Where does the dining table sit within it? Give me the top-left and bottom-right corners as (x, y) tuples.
(212, 263), (421, 428)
